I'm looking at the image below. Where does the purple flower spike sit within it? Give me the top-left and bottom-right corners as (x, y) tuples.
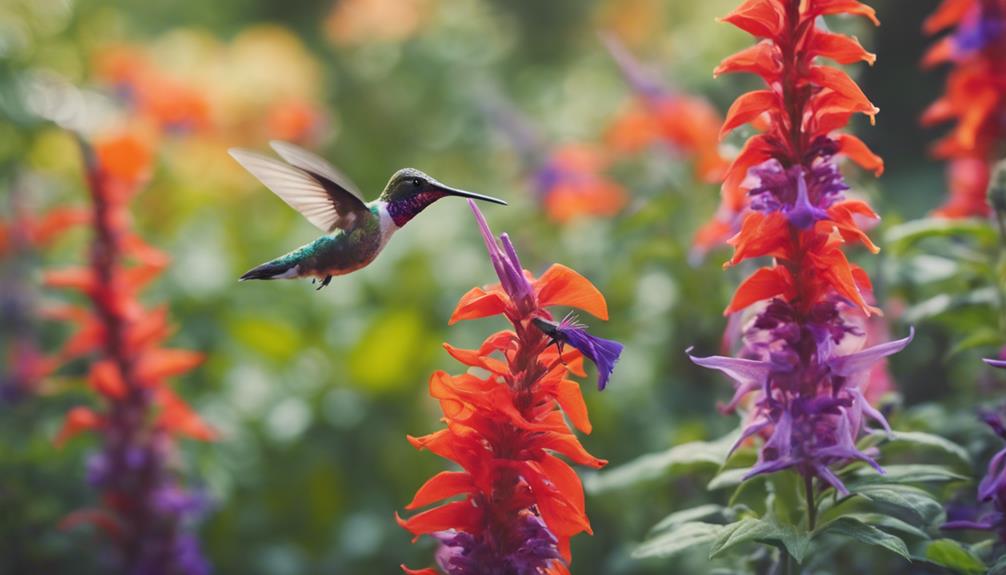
(434, 513), (563, 574)
(468, 200), (535, 313)
(942, 408), (1006, 542)
(690, 298), (912, 494)
(533, 315), (623, 390)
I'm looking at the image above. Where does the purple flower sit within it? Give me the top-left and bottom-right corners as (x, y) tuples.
(468, 200), (535, 315)
(952, 2), (1005, 58)
(433, 513), (562, 575)
(984, 357), (1006, 369)
(944, 408), (1006, 541)
(689, 299), (913, 495)
(745, 137), (849, 229)
(601, 32), (669, 104)
(533, 314), (624, 390)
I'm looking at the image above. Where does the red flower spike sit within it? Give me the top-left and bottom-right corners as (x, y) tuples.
(922, 0), (1005, 218)
(400, 207), (620, 573)
(45, 136), (214, 572)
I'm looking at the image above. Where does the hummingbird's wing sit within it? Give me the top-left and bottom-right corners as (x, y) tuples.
(268, 141), (366, 203)
(229, 148), (371, 233)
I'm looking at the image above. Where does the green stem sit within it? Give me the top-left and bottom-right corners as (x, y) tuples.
(804, 474), (816, 532)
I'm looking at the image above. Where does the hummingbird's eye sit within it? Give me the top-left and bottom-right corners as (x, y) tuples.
(411, 177), (423, 188)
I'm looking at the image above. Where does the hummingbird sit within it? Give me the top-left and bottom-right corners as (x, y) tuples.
(229, 141), (507, 290)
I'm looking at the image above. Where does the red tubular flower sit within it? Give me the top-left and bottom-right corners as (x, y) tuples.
(689, 0), (913, 500)
(602, 34), (728, 185)
(45, 133), (215, 575)
(398, 202), (622, 574)
(922, 0), (1006, 218)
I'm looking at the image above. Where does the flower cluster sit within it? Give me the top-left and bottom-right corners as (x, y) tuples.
(480, 90), (627, 223)
(944, 407), (1006, 541)
(0, 191), (88, 401)
(602, 34), (727, 186)
(398, 201), (622, 574)
(922, 0), (1006, 218)
(94, 27), (328, 149)
(689, 0), (911, 497)
(46, 134), (216, 575)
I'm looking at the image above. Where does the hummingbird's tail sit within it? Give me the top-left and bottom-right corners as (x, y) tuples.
(239, 258), (300, 281)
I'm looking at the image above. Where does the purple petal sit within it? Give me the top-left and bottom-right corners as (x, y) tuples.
(984, 358), (1006, 369)
(687, 349), (773, 388)
(828, 328), (914, 378)
(556, 323), (623, 391)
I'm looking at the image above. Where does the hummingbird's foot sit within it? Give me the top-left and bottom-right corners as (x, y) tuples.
(315, 275), (332, 291)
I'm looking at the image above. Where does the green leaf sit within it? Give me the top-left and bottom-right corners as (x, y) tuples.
(814, 516), (911, 561)
(585, 431), (738, 493)
(852, 484), (945, 524)
(947, 328), (1005, 359)
(877, 431), (971, 466)
(885, 218), (996, 250)
(707, 467), (748, 491)
(903, 288), (998, 324)
(633, 522), (723, 560)
(925, 539), (986, 574)
(709, 517), (809, 563)
(844, 513), (928, 540)
(651, 504), (725, 534)
(989, 554), (1006, 575)
(850, 464), (968, 486)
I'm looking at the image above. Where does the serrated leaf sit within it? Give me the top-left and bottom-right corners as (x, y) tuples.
(651, 504), (725, 534)
(885, 218), (996, 249)
(853, 484), (945, 524)
(585, 431), (738, 493)
(851, 464), (968, 486)
(925, 539), (986, 574)
(709, 517), (809, 562)
(814, 516), (911, 561)
(633, 522), (723, 559)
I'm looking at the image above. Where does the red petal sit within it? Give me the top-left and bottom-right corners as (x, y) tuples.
(836, 133), (884, 176)
(405, 471), (473, 510)
(538, 453), (586, 514)
(532, 431), (607, 468)
(722, 135), (775, 212)
(135, 349), (204, 386)
(395, 500), (480, 537)
(555, 379), (591, 434)
(923, 0), (972, 34)
(812, 0), (880, 25)
(31, 208), (90, 246)
(155, 388), (217, 441)
(720, 0), (784, 38)
(806, 66), (879, 122)
(401, 567), (440, 575)
(449, 287), (508, 325)
(59, 508), (123, 539)
(535, 264), (608, 320)
(714, 41), (780, 79)
(55, 407), (102, 447)
(922, 37), (954, 68)
(809, 31), (876, 65)
(727, 212), (790, 266)
(88, 360), (128, 399)
(725, 266), (792, 315)
(721, 90), (777, 139)
(43, 268), (96, 293)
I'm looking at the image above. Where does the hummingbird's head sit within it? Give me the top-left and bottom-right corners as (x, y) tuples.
(379, 168), (507, 227)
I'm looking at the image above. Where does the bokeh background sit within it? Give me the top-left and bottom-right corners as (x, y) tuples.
(6, 0), (997, 573)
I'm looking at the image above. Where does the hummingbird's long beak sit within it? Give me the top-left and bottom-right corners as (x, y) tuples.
(433, 182), (507, 205)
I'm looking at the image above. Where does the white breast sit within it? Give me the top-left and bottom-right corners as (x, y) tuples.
(374, 202), (400, 248)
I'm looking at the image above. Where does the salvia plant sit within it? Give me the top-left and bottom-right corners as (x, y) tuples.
(589, 0), (983, 572)
(43, 134), (216, 575)
(397, 200), (622, 574)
